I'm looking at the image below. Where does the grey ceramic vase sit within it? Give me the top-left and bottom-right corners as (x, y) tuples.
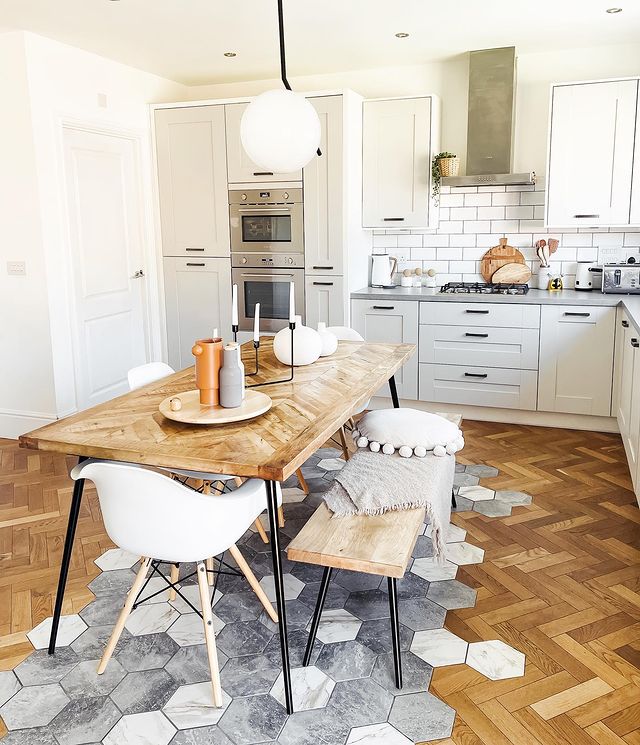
(219, 343), (244, 408)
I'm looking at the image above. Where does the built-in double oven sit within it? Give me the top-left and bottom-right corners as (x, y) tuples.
(230, 188), (305, 332)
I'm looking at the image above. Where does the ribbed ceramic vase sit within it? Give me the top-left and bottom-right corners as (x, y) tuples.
(273, 315), (322, 366)
(219, 343), (244, 408)
(317, 322), (338, 357)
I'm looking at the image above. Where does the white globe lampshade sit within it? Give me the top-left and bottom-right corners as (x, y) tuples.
(240, 89), (321, 173)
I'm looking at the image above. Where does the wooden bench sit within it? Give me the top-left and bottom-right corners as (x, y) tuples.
(287, 503), (425, 689)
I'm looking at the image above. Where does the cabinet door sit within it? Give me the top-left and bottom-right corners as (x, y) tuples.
(631, 96), (640, 226)
(351, 299), (418, 400)
(305, 276), (345, 328)
(626, 342), (640, 488)
(617, 317), (636, 440)
(362, 98), (431, 229)
(304, 96), (343, 275)
(538, 305), (615, 416)
(546, 80), (638, 228)
(163, 258), (232, 370)
(225, 102), (302, 183)
(155, 106), (230, 258)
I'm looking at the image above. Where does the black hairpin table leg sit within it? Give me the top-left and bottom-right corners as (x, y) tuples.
(49, 457), (87, 654)
(265, 479), (293, 713)
(303, 566), (333, 666)
(388, 375), (400, 409)
(387, 576), (403, 689)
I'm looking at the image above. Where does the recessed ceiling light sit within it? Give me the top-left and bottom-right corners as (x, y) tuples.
(224, 51), (237, 57)
(395, 32), (409, 38)
(606, 7), (622, 12)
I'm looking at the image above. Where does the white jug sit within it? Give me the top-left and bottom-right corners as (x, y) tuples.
(371, 255), (398, 287)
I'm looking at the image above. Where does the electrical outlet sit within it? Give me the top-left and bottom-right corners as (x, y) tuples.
(598, 247), (625, 264)
(6, 261), (26, 276)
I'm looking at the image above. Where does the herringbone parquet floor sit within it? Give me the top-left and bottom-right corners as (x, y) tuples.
(1, 422), (639, 744)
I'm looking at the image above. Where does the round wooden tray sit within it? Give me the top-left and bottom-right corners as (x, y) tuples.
(159, 389), (272, 425)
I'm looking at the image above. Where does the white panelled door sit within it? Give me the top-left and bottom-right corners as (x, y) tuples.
(63, 126), (149, 411)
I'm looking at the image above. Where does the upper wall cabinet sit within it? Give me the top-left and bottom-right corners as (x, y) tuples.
(362, 97), (438, 229)
(546, 79), (639, 228)
(155, 106), (230, 258)
(225, 102), (302, 183)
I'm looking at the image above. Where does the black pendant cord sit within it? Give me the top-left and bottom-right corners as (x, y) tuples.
(277, 0), (322, 157)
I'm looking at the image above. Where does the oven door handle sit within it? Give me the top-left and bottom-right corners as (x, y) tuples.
(236, 208), (293, 213)
(239, 273), (297, 279)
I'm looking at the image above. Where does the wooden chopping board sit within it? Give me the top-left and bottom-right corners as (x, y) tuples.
(491, 262), (532, 285)
(480, 237), (527, 282)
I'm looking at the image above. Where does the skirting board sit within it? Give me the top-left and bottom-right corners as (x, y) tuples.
(369, 396), (620, 434)
(0, 410), (57, 440)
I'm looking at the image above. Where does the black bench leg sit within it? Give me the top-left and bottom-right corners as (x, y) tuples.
(388, 576), (403, 689)
(303, 566), (333, 666)
(452, 489), (457, 509)
(388, 375), (400, 409)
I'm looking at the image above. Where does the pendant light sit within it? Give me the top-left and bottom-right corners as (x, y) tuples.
(240, 0), (321, 173)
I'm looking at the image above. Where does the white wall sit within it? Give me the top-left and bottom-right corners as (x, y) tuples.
(186, 42), (640, 180)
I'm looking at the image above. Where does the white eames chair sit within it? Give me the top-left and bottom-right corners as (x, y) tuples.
(71, 459), (278, 707)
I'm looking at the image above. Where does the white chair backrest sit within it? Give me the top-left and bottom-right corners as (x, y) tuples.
(71, 460), (269, 562)
(128, 362), (175, 391)
(326, 326), (364, 342)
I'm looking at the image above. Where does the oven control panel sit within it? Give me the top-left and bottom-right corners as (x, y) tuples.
(231, 254), (305, 268)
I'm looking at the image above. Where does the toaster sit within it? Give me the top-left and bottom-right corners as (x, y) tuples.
(602, 263), (640, 294)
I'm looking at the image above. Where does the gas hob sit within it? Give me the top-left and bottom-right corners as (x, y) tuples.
(440, 282), (529, 296)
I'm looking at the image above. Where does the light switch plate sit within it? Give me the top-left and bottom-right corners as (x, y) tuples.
(7, 261), (26, 276)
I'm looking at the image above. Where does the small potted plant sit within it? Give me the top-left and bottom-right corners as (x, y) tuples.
(432, 152), (459, 205)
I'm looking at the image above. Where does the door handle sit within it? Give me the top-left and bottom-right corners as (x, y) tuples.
(372, 305), (395, 310)
(186, 262), (205, 267)
(573, 214), (600, 219)
(382, 217), (405, 222)
(241, 273), (296, 278)
(184, 247), (205, 252)
(631, 338), (639, 348)
(564, 312), (590, 317)
(622, 320), (629, 327)
(132, 269), (145, 278)
(313, 266), (334, 270)
(465, 309), (489, 314)
(464, 372), (488, 378)
(464, 332), (489, 338)
(253, 171), (274, 176)
(313, 282), (334, 286)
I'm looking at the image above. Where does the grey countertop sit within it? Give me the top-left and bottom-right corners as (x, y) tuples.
(351, 286), (640, 332)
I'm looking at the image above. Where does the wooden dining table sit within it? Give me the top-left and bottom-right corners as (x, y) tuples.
(19, 337), (414, 713)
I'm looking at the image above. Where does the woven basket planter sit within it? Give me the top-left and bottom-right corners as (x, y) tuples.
(438, 156), (460, 177)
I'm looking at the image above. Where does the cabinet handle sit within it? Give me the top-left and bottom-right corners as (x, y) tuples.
(313, 282), (334, 286)
(632, 338), (639, 348)
(573, 214), (600, 219)
(186, 262), (205, 267)
(372, 305), (395, 310)
(622, 320), (629, 327)
(564, 312), (590, 317)
(465, 332), (489, 338)
(253, 171), (274, 176)
(464, 372), (488, 379)
(465, 309), (489, 314)
(382, 217), (405, 222)
(185, 247), (205, 252)
(313, 266), (334, 270)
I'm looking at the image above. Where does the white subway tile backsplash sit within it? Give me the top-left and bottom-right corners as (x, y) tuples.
(438, 207), (450, 221)
(449, 206), (477, 221)
(552, 248), (578, 262)
(520, 191), (546, 206)
(477, 206), (505, 220)
(624, 233), (640, 246)
(436, 247), (463, 261)
(453, 234), (477, 247)
(505, 206), (534, 220)
(594, 232), (626, 247)
(372, 234), (397, 248)
(410, 247), (437, 261)
(396, 234), (423, 248)
(560, 233), (593, 247)
(437, 221), (464, 234)
(449, 260), (477, 273)
(440, 193), (464, 208)
(491, 220), (520, 234)
(464, 220), (492, 234)
(455, 187), (479, 194)
(519, 220), (545, 232)
(464, 193), (493, 207)
(478, 185), (506, 193)
(422, 234), (449, 247)
(534, 205), (545, 220)
(492, 192), (520, 206)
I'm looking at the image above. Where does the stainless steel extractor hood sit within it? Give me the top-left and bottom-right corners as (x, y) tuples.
(442, 46), (535, 188)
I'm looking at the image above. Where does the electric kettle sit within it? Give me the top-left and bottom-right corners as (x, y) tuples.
(371, 254), (398, 288)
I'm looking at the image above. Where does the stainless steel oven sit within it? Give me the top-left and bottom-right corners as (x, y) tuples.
(229, 188), (304, 255)
(231, 265), (305, 333)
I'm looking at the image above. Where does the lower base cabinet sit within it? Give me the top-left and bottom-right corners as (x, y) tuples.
(305, 275), (345, 328)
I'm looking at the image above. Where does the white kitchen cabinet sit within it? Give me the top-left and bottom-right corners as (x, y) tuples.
(626, 339), (640, 491)
(155, 106), (230, 258)
(538, 305), (615, 416)
(362, 97), (438, 229)
(163, 257), (232, 370)
(351, 299), (418, 400)
(304, 96), (344, 276)
(546, 79), (639, 228)
(225, 102), (302, 183)
(305, 276), (345, 328)
(631, 99), (640, 225)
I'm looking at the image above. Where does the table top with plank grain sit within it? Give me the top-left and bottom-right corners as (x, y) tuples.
(19, 338), (415, 481)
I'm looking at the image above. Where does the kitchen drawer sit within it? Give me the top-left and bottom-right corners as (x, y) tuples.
(419, 325), (539, 370)
(419, 364), (538, 410)
(419, 301), (540, 329)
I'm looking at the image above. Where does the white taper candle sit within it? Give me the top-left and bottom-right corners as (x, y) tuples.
(231, 284), (238, 326)
(253, 302), (260, 342)
(289, 281), (295, 323)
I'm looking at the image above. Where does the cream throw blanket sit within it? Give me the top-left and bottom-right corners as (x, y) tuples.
(323, 450), (455, 561)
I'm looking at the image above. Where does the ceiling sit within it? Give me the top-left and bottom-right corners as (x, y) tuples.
(1, 0), (639, 86)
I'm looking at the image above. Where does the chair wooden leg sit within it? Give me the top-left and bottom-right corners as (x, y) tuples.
(296, 468), (309, 495)
(98, 557), (151, 674)
(254, 517), (269, 544)
(233, 477), (243, 488)
(229, 544), (278, 623)
(169, 563), (179, 601)
(196, 561), (223, 707)
(206, 557), (215, 586)
(338, 426), (350, 461)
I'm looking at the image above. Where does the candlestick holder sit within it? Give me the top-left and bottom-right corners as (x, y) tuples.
(232, 324), (239, 343)
(246, 321), (295, 388)
(245, 340), (260, 376)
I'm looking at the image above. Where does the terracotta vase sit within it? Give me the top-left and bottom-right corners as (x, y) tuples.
(192, 338), (223, 406)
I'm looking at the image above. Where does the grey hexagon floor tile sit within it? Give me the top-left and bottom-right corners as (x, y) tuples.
(427, 579), (478, 610)
(263, 628), (323, 668)
(411, 557), (458, 582)
(298, 580), (350, 611)
(346, 722), (413, 744)
(259, 599), (313, 633)
(355, 619), (413, 656)
(465, 464), (499, 478)
(424, 521), (467, 543)
(370, 651), (433, 694)
(216, 619), (273, 658)
(163, 682), (231, 729)
(214, 591), (264, 622)
(111, 668), (178, 714)
(314, 609), (362, 643)
(377, 572), (430, 600)
(335, 570), (382, 593)
(220, 653), (280, 697)
(14, 647), (80, 686)
(103, 710), (176, 745)
(473, 499), (513, 517)
(59, 658), (126, 698)
(316, 640), (377, 682)
(50, 695), (121, 745)
(116, 632), (180, 672)
(289, 561), (326, 584)
(452, 495), (473, 512)
(166, 644), (228, 687)
(458, 485), (495, 502)
(317, 457), (346, 471)
(344, 589), (391, 621)
(259, 573), (305, 602)
(270, 666), (334, 711)
(0, 726), (59, 745)
(71, 624), (131, 659)
(170, 583), (222, 614)
(94, 548), (139, 571)
(453, 472), (479, 488)
(397, 597), (447, 631)
(495, 490), (533, 505)
(170, 725), (235, 744)
(87, 568), (136, 597)
(79, 595), (127, 627)
(389, 691), (455, 741)
(0, 684), (69, 729)
(327, 677), (394, 730)
(446, 541), (485, 566)
(276, 707), (350, 745)
(411, 535), (435, 559)
(167, 612), (224, 646)
(0, 670), (21, 707)
(466, 640), (525, 680)
(124, 602), (180, 636)
(411, 628), (469, 667)
(26, 615), (87, 650)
